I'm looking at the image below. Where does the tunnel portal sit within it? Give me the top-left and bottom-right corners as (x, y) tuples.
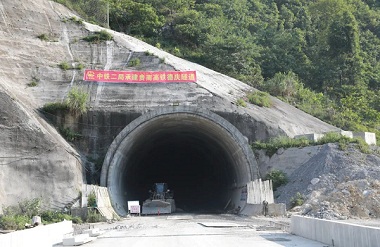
(100, 106), (257, 216)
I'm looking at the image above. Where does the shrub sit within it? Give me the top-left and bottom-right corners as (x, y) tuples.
(37, 33), (49, 41)
(353, 138), (371, 154)
(252, 136), (310, 156)
(0, 198), (41, 230)
(69, 16), (83, 25)
(263, 71), (301, 99)
(59, 61), (71, 70)
(65, 87), (88, 115)
(83, 30), (113, 43)
(129, 58), (141, 67)
(42, 102), (68, 114)
(87, 209), (104, 223)
(265, 169), (288, 191)
(87, 191), (97, 208)
(75, 63), (84, 70)
(18, 198), (42, 218)
(247, 91), (272, 107)
(145, 50), (153, 56)
(27, 81), (38, 87)
(59, 126), (81, 141)
(290, 192), (304, 207)
(316, 132), (349, 145)
(236, 98), (247, 107)
(41, 211), (71, 224)
(0, 214), (30, 230)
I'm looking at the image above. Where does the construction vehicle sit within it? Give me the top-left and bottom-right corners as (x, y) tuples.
(142, 183), (176, 215)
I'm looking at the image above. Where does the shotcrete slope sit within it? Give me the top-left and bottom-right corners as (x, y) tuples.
(0, 0), (338, 139)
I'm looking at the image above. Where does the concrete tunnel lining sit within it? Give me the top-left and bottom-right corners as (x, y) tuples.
(101, 106), (257, 216)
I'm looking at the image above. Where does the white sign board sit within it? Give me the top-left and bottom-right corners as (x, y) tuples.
(128, 201), (140, 214)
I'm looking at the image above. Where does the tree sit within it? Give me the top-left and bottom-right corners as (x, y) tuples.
(109, 0), (164, 36)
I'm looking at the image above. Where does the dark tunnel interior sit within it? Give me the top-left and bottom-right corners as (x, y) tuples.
(124, 127), (235, 212)
(102, 111), (253, 215)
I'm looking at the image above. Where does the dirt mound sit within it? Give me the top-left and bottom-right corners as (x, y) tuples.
(276, 143), (380, 219)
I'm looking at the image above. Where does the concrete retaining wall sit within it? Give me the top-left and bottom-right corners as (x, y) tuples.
(0, 220), (73, 247)
(247, 179), (274, 204)
(241, 203), (286, 216)
(291, 215), (380, 247)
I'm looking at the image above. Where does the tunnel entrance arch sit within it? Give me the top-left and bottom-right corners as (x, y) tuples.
(101, 106), (257, 216)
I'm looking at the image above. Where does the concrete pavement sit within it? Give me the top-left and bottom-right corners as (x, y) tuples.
(64, 214), (326, 247)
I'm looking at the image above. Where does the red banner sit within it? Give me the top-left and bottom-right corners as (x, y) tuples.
(83, 70), (196, 83)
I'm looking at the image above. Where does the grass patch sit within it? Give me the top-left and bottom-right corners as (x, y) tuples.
(27, 79), (38, 87)
(252, 132), (372, 157)
(247, 91), (272, 107)
(69, 16), (83, 25)
(37, 33), (49, 41)
(87, 191), (97, 208)
(290, 192), (304, 208)
(41, 87), (88, 116)
(37, 33), (58, 42)
(129, 58), (141, 67)
(82, 30), (113, 43)
(59, 61), (71, 70)
(86, 209), (104, 223)
(27, 81), (38, 87)
(0, 198), (83, 230)
(252, 136), (311, 156)
(66, 86), (88, 115)
(75, 63), (84, 70)
(236, 98), (247, 107)
(42, 102), (69, 114)
(59, 126), (81, 141)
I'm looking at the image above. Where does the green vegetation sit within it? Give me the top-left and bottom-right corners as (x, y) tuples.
(42, 102), (69, 114)
(86, 209), (104, 223)
(0, 198), (82, 230)
(66, 86), (89, 115)
(87, 191), (97, 208)
(252, 136), (311, 157)
(145, 50), (153, 56)
(75, 63), (84, 70)
(41, 211), (82, 224)
(37, 33), (58, 42)
(265, 169), (288, 191)
(236, 98), (247, 107)
(37, 33), (49, 41)
(42, 87), (88, 116)
(27, 77), (39, 87)
(290, 192), (305, 208)
(82, 30), (113, 43)
(129, 58), (141, 67)
(252, 133), (371, 156)
(68, 16), (84, 25)
(58, 61), (84, 70)
(59, 61), (70, 70)
(59, 126), (81, 141)
(247, 91), (272, 107)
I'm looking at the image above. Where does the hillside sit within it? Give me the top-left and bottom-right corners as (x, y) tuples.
(258, 143), (380, 219)
(0, 0), (379, 221)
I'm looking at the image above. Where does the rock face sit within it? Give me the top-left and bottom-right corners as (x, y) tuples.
(258, 144), (380, 219)
(0, 91), (83, 210)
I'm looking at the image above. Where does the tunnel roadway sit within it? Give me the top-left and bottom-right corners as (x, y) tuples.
(74, 214), (326, 247)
